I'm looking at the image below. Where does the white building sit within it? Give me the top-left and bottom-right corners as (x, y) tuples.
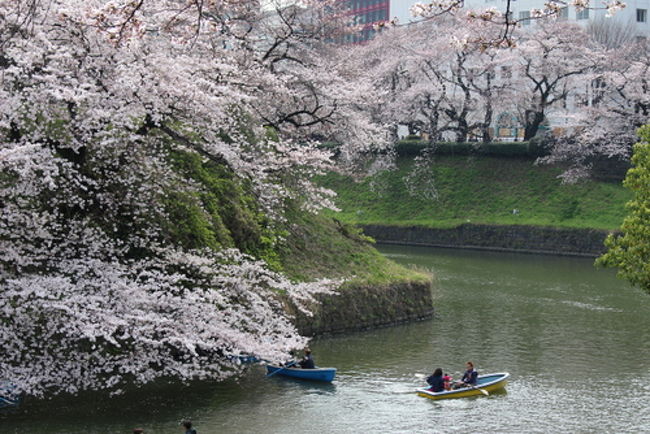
(390, 0), (650, 37)
(472, 0), (648, 37)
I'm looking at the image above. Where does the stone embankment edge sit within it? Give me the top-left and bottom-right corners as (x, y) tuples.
(286, 223), (612, 336)
(286, 279), (434, 337)
(360, 223), (614, 258)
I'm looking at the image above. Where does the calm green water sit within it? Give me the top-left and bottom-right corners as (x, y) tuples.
(3, 245), (650, 433)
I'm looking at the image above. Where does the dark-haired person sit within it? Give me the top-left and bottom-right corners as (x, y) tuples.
(297, 348), (315, 369)
(181, 420), (197, 434)
(426, 368), (445, 392)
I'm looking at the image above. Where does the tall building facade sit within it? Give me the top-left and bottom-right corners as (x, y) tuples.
(342, 0), (390, 43)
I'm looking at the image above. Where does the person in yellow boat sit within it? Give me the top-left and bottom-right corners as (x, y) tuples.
(426, 368), (445, 392)
(453, 361), (478, 389)
(442, 373), (452, 390)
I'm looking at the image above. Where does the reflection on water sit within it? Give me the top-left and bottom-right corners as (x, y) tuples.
(3, 245), (650, 433)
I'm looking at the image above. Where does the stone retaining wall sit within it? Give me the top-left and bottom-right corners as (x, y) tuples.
(361, 223), (613, 257)
(287, 223), (611, 337)
(288, 280), (434, 337)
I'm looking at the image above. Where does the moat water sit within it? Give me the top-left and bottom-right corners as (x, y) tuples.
(3, 245), (649, 433)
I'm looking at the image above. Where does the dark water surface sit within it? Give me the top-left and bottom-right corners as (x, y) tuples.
(3, 245), (649, 433)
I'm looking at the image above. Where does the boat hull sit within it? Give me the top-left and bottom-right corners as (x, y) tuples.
(417, 372), (509, 400)
(266, 365), (336, 382)
(0, 381), (21, 409)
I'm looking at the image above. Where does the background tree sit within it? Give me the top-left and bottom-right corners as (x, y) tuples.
(511, 21), (601, 141)
(409, 0), (626, 46)
(541, 30), (650, 182)
(586, 15), (637, 49)
(358, 17), (512, 143)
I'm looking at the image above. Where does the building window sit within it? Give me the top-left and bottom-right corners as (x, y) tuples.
(519, 10), (530, 26)
(637, 9), (647, 23)
(558, 7), (568, 20)
(576, 8), (589, 20)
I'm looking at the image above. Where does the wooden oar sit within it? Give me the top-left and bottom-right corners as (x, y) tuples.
(266, 360), (296, 377)
(453, 370), (489, 396)
(449, 378), (489, 396)
(470, 384), (489, 396)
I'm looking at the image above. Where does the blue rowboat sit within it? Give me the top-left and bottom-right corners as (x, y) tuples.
(416, 372), (509, 400)
(0, 381), (21, 409)
(266, 365), (336, 382)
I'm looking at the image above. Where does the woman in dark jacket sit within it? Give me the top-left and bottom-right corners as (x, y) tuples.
(426, 368), (445, 392)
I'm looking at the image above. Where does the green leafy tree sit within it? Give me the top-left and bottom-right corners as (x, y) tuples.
(597, 125), (650, 294)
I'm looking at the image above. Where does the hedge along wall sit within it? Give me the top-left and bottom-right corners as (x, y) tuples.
(361, 223), (613, 257)
(286, 280), (434, 337)
(395, 139), (547, 159)
(394, 139), (631, 181)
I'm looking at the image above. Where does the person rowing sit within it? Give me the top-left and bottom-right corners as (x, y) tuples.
(452, 361), (478, 389)
(297, 348), (315, 369)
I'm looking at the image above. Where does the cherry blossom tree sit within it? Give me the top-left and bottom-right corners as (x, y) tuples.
(355, 17), (515, 143)
(0, 0), (381, 397)
(352, 15), (643, 182)
(509, 21), (602, 141)
(538, 29), (650, 181)
(408, 0), (626, 46)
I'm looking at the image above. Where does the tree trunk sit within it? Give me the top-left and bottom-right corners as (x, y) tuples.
(456, 118), (468, 142)
(482, 102), (493, 143)
(387, 124), (399, 143)
(524, 110), (545, 141)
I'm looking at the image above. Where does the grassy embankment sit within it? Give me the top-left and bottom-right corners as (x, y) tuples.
(322, 155), (631, 230)
(168, 150), (429, 288)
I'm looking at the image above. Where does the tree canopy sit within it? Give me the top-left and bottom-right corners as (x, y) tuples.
(0, 0), (382, 397)
(350, 17), (650, 182)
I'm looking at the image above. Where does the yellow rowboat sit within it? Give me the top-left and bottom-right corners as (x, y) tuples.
(416, 372), (510, 400)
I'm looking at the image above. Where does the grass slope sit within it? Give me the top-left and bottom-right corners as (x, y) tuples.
(277, 207), (430, 286)
(323, 156), (630, 230)
(167, 150), (428, 286)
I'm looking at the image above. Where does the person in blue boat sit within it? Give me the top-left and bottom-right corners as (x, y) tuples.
(297, 348), (315, 369)
(180, 420), (197, 434)
(426, 368), (446, 392)
(453, 361), (478, 389)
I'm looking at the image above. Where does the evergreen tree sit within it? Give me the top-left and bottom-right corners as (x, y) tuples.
(598, 125), (650, 294)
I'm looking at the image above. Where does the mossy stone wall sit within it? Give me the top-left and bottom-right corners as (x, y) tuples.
(361, 223), (612, 257)
(288, 280), (434, 337)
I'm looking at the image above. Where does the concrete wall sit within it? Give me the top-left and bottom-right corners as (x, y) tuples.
(361, 223), (613, 257)
(288, 280), (434, 336)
